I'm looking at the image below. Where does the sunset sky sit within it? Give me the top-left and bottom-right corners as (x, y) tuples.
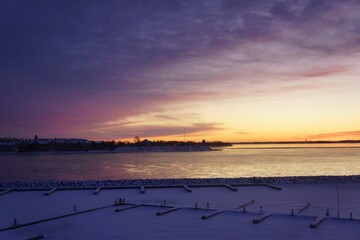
(1, 0), (360, 142)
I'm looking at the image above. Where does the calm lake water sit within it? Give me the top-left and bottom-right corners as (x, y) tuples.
(1, 143), (360, 181)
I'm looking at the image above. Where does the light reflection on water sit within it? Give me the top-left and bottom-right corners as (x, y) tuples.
(1, 143), (360, 181)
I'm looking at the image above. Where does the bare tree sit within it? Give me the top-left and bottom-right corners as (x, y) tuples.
(134, 136), (141, 144)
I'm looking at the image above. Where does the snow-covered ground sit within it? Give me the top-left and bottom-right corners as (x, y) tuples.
(1, 179), (360, 239)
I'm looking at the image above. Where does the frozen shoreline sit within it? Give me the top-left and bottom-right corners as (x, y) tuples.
(1, 175), (360, 189)
(113, 145), (215, 152)
(0, 145), (216, 154)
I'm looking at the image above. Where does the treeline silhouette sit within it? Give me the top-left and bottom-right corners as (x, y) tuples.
(0, 138), (231, 152)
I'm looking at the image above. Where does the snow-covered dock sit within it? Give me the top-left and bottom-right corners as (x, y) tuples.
(310, 215), (327, 228)
(1, 178), (360, 239)
(182, 184), (192, 192)
(223, 184), (237, 191)
(156, 207), (182, 216)
(93, 187), (102, 195)
(253, 212), (272, 223)
(294, 202), (311, 215)
(0, 189), (11, 196)
(114, 204), (142, 213)
(202, 210), (224, 219)
(44, 188), (57, 196)
(237, 199), (255, 210)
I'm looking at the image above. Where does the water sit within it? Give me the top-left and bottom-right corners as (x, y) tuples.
(1, 143), (360, 181)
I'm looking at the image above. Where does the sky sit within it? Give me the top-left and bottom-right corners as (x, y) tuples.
(1, 0), (360, 142)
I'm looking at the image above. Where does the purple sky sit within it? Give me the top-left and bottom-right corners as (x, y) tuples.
(1, 0), (360, 141)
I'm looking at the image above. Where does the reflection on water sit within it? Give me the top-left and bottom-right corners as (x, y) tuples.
(227, 142), (360, 149)
(1, 143), (360, 181)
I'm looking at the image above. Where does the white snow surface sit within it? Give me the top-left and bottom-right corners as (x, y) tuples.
(1, 179), (360, 239)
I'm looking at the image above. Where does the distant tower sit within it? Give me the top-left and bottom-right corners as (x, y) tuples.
(34, 129), (38, 142)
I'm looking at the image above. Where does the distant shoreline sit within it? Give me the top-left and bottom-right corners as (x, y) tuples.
(0, 145), (218, 154)
(2, 143), (360, 154)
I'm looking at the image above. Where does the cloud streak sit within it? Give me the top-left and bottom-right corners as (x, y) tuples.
(89, 122), (224, 140)
(307, 131), (360, 140)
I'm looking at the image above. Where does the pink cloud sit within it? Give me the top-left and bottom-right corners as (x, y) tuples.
(307, 130), (360, 140)
(300, 67), (348, 78)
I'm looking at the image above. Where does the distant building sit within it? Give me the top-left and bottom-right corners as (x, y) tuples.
(32, 135), (51, 144)
(53, 138), (90, 144)
(141, 139), (151, 146)
(37, 139), (52, 144)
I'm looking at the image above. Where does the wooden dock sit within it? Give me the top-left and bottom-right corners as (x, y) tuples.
(0, 189), (11, 196)
(237, 199), (255, 209)
(223, 184), (237, 191)
(156, 207), (182, 216)
(115, 204), (142, 212)
(2, 182), (284, 192)
(310, 216), (327, 228)
(25, 234), (44, 240)
(253, 213), (272, 223)
(202, 210), (224, 220)
(262, 184), (282, 190)
(0, 204), (114, 232)
(45, 188), (57, 196)
(94, 187), (102, 195)
(182, 185), (192, 192)
(295, 202), (310, 214)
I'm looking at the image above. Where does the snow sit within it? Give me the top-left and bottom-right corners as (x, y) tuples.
(1, 180), (360, 239)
